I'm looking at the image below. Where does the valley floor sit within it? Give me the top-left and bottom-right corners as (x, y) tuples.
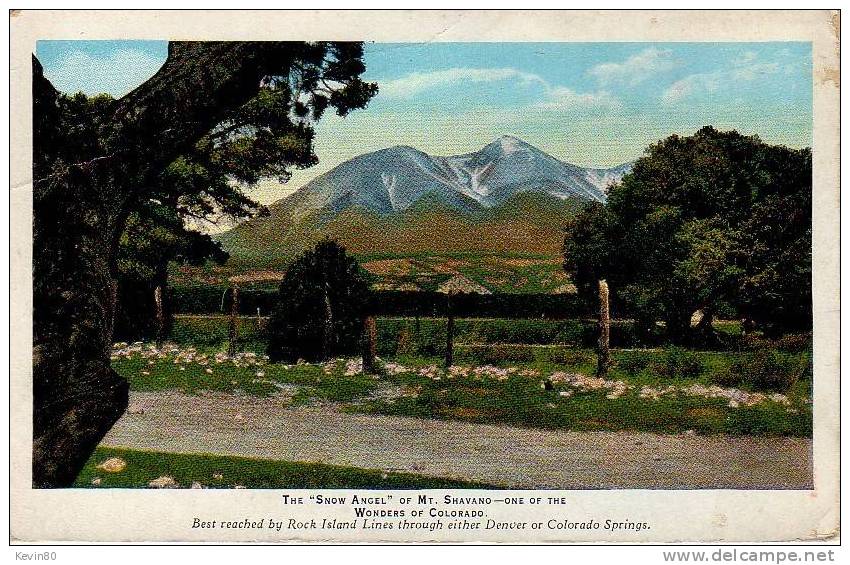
(101, 390), (812, 490)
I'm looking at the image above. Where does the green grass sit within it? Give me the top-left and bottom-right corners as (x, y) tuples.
(113, 350), (379, 402)
(355, 366), (811, 437)
(75, 447), (493, 489)
(174, 249), (571, 295)
(117, 315), (812, 437)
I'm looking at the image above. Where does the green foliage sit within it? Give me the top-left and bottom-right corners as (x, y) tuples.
(114, 203), (230, 341)
(457, 345), (536, 365)
(110, 323), (812, 438)
(728, 350), (806, 393)
(35, 42), (378, 343)
(650, 347), (705, 380)
(562, 201), (610, 306)
(31, 42), (379, 487)
(775, 333), (814, 353)
(615, 351), (652, 377)
(75, 447), (489, 489)
(266, 240), (371, 362)
(563, 126), (812, 339)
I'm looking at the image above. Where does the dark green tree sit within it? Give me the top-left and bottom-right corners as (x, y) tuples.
(266, 240), (372, 363)
(113, 200), (229, 342)
(563, 126), (811, 343)
(33, 42), (377, 487)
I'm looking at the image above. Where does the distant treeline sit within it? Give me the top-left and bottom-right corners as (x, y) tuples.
(171, 286), (594, 319)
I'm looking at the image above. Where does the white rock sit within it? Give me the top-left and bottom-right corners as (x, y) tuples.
(148, 475), (178, 488)
(96, 457), (127, 473)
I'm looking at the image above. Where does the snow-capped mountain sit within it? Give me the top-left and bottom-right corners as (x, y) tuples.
(216, 136), (633, 261)
(274, 135), (631, 222)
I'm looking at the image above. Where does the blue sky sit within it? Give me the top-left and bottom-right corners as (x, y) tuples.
(37, 40), (812, 204)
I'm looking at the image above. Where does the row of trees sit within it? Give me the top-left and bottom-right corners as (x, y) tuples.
(564, 126), (812, 344)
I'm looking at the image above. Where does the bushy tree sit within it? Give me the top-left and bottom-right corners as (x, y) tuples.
(33, 42), (377, 486)
(563, 126), (811, 342)
(266, 240), (372, 363)
(113, 201), (229, 341)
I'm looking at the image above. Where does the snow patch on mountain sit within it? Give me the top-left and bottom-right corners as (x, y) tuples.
(262, 135), (632, 222)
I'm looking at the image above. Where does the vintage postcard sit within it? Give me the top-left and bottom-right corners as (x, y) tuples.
(9, 10), (839, 543)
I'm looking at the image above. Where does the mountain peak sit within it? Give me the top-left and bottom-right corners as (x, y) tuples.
(484, 134), (532, 155)
(374, 144), (425, 156)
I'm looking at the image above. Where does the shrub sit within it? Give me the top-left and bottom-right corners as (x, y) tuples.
(737, 332), (812, 354)
(459, 344), (536, 365)
(730, 350), (804, 393)
(709, 366), (744, 388)
(266, 240), (371, 363)
(546, 348), (594, 367)
(775, 333), (813, 353)
(615, 352), (651, 376)
(651, 347), (704, 380)
(396, 325), (419, 356)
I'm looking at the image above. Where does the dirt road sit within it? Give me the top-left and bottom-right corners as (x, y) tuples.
(102, 391), (812, 489)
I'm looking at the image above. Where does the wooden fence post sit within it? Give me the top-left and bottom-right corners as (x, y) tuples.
(322, 283), (333, 361)
(597, 279), (610, 377)
(228, 285), (239, 356)
(445, 293), (454, 368)
(362, 315), (377, 374)
(153, 285), (164, 349)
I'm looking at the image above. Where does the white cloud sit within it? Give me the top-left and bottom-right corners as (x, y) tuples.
(380, 66), (620, 111)
(662, 71), (723, 103)
(43, 48), (166, 97)
(379, 67), (545, 98)
(588, 48), (676, 86)
(731, 62), (780, 81)
(661, 53), (781, 104)
(535, 86), (622, 111)
(733, 51), (758, 66)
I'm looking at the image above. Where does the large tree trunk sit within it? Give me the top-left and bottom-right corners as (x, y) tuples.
(692, 306), (716, 347)
(32, 165), (129, 487)
(31, 43), (300, 487)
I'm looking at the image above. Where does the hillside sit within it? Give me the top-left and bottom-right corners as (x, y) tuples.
(217, 136), (631, 267)
(220, 191), (584, 269)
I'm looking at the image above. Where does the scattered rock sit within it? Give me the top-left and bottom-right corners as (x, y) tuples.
(96, 457), (127, 473)
(191, 481), (203, 489)
(148, 475), (179, 488)
(91, 477), (102, 486)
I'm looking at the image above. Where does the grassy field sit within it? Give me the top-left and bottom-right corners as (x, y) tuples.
(113, 315), (813, 438)
(171, 251), (571, 295)
(76, 447), (492, 489)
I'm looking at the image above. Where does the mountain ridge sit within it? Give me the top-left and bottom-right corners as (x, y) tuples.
(217, 136), (633, 264)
